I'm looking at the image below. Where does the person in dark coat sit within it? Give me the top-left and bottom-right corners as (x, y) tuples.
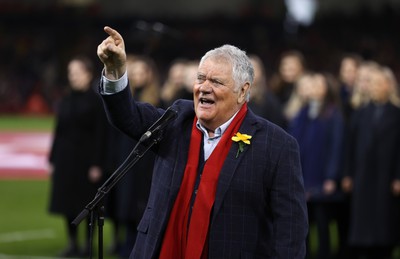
(48, 55), (108, 257)
(288, 73), (344, 259)
(343, 65), (400, 259)
(332, 54), (363, 259)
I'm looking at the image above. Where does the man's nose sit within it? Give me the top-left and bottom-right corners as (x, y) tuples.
(199, 81), (212, 93)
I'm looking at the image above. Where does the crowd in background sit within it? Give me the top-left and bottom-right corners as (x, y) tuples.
(2, 5), (400, 259)
(1, 5), (400, 114)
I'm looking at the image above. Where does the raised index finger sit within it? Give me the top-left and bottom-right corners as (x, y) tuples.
(104, 26), (123, 44)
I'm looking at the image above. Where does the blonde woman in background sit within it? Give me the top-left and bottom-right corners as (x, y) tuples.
(127, 54), (161, 106)
(284, 73), (314, 123)
(349, 61), (380, 110)
(160, 58), (189, 107)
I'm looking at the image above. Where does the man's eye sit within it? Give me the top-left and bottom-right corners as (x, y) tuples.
(211, 80), (223, 87)
(196, 76), (205, 83)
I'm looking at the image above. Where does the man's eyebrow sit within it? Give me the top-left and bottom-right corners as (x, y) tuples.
(196, 73), (227, 85)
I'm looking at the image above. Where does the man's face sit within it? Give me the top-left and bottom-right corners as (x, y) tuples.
(194, 57), (247, 131)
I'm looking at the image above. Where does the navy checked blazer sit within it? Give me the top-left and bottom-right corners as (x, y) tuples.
(101, 85), (308, 259)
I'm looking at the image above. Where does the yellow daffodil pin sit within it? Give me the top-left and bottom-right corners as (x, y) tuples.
(232, 132), (252, 158)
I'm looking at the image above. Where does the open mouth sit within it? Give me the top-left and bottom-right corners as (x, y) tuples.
(200, 97), (215, 105)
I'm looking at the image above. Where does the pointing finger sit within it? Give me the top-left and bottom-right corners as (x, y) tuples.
(104, 26), (124, 45)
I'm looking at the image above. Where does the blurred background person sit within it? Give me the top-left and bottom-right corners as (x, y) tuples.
(269, 50), (307, 107)
(160, 58), (190, 107)
(161, 59), (196, 108)
(342, 65), (400, 259)
(338, 53), (363, 122)
(340, 61), (379, 199)
(283, 72), (314, 124)
(288, 72), (344, 259)
(248, 54), (286, 129)
(348, 61), (380, 112)
(332, 52), (363, 259)
(47, 55), (108, 257)
(105, 54), (160, 258)
(127, 54), (161, 106)
(339, 61), (379, 254)
(179, 59), (197, 100)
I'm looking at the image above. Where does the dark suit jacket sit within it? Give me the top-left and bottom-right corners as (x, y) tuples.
(101, 85), (308, 259)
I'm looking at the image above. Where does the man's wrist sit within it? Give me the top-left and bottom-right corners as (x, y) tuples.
(104, 65), (126, 80)
(100, 69), (128, 95)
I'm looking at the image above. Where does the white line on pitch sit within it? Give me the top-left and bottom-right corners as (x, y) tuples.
(0, 229), (56, 243)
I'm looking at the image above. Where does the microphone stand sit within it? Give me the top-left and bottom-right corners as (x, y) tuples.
(72, 130), (164, 259)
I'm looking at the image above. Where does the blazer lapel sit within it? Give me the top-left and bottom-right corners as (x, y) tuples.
(212, 111), (261, 221)
(170, 118), (194, 190)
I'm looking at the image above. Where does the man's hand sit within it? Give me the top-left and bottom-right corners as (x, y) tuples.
(97, 26), (127, 80)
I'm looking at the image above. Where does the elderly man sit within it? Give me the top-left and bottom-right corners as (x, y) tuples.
(97, 26), (308, 259)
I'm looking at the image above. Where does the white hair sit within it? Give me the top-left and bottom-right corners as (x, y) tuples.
(199, 44), (254, 101)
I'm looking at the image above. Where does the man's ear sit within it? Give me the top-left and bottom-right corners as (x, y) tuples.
(238, 82), (250, 103)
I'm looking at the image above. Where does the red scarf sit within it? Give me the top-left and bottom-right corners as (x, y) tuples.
(159, 103), (248, 259)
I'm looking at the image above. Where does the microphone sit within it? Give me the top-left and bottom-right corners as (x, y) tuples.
(139, 106), (178, 142)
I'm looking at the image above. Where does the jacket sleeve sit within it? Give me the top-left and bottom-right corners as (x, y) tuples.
(100, 83), (165, 141)
(270, 135), (308, 259)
